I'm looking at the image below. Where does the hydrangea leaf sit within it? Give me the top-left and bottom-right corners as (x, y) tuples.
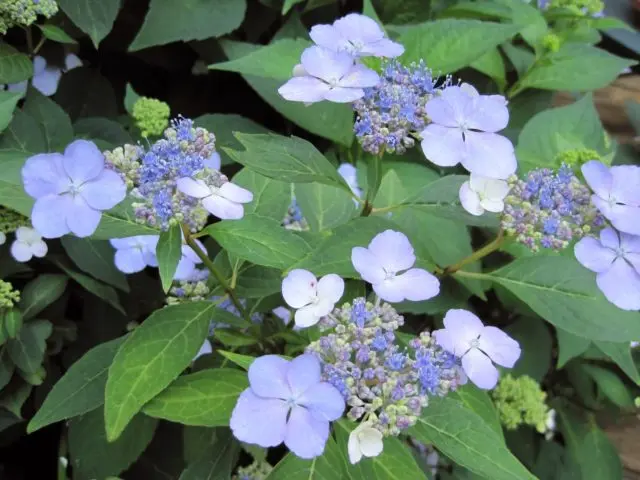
(295, 182), (357, 232)
(180, 429), (239, 479)
(409, 396), (535, 480)
(18, 274), (68, 320)
(231, 168), (291, 221)
(57, 0), (120, 47)
(399, 19), (520, 74)
(556, 327), (591, 368)
(582, 364), (634, 408)
(594, 341), (640, 385)
(129, 0), (247, 51)
(55, 68), (118, 121)
(22, 89), (74, 152)
(219, 40), (354, 146)
(266, 436), (345, 480)
(105, 302), (215, 441)
(234, 265), (282, 299)
(37, 24), (78, 44)
(7, 320), (52, 375)
(225, 133), (351, 192)
(60, 237), (129, 292)
(451, 384), (504, 440)
(27, 336), (126, 433)
(517, 44), (636, 93)
(142, 369), (248, 426)
(0, 44), (33, 84)
(69, 408), (157, 479)
(218, 350), (256, 370)
(463, 256), (640, 342)
(205, 214), (311, 270)
(0, 91), (22, 134)
(74, 118), (133, 150)
(506, 317), (553, 382)
(471, 48), (506, 90)
(156, 224), (182, 293)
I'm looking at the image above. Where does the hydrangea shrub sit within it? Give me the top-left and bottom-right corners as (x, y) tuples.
(0, 1), (637, 479)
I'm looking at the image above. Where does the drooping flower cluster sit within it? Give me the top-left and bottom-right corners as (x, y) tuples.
(352, 60), (442, 155)
(278, 14), (405, 104)
(0, 280), (20, 310)
(132, 97), (171, 138)
(501, 164), (604, 251)
(0, 0), (58, 34)
(306, 299), (463, 446)
(491, 374), (549, 433)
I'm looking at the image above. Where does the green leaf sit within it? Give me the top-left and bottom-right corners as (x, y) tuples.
(61, 237), (129, 292)
(195, 114), (269, 165)
(471, 48), (506, 90)
(74, 117), (133, 149)
(0, 91), (22, 134)
(235, 265), (282, 299)
(266, 436), (345, 480)
(27, 336), (126, 433)
(123, 83), (141, 115)
(225, 133), (350, 192)
(492, 0), (548, 50)
(54, 67), (117, 121)
(595, 341), (640, 385)
(92, 210), (161, 239)
(0, 43), (33, 84)
(282, 0), (304, 14)
(22, 89), (74, 151)
(518, 45), (636, 92)
(0, 381), (32, 418)
(556, 328), (590, 368)
(57, 0), (120, 48)
(473, 256), (640, 342)
(205, 214), (311, 270)
(69, 409), (157, 480)
(37, 24), (78, 44)
(157, 224), (182, 293)
(7, 320), (52, 374)
(291, 216), (398, 278)
(179, 429), (239, 480)
(0, 109), (45, 153)
(295, 182), (357, 232)
(218, 350), (255, 370)
(54, 260), (125, 314)
(516, 94), (606, 173)
(105, 302), (215, 440)
(210, 38), (308, 79)
(506, 317), (552, 382)
(142, 368), (248, 426)
(232, 168), (291, 221)
(219, 40), (353, 146)
(582, 364), (634, 408)
(409, 396), (534, 480)
(399, 20), (520, 74)
(19, 274), (68, 320)
(451, 384), (504, 440)
(214, 329), (257, 347)
(130, 0), (247, 51)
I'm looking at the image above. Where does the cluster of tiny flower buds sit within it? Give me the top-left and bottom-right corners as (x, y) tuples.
(0, 207), (28, 239)
(132, 97), (171, 138)
(0, 0), (58, 34)
(353, 60), (446, 155)
(546, 0), (604, 16)
(307, 298), (462, 437)
(166, 275), (211, 305)
(501, 164), (604, 251)
(104, 117), (224, 231)
(0, 280), (20, 310)
(282, 196), (309, 231)
(492, 374), (549, 433)
(233, 460), (273, 480)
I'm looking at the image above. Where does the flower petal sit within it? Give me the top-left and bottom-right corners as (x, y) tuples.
(611, 165), (640, 206)
(294, 304), (321, 328)
(369, 230), (416, 273)
(63, 140), (105, 184)
(205, 152), (221, 170)
(287, 353), (321, 397)
(334, 13), (384, 44)
(459, 181), (484, 216)
(317, 274), (344, 304)
(219, 182), (253, 204)
(351, 246), (385, 284)
(202, 194), (244, 220)
(173, 256), (196, 281)
(478, 326), (521, 368)
(596, 257), (640, 311)
(297, 382), (345, 422)
(420, 124), (465, 167)
(466, 95), (509, 132)
(31, 240), (48, 258)
(606, 204), (640, 236)
(66, 196), (101, 237)
(337, 64), (380, 89)
(32, 67), (62, 96)
(282, 269), (317, 309)
(426, 86), (472, 128)
(193, 339), (212, 361)
(356, 426), (384, 457)
(375, 268), (439, 303)
(461, 131), (516, 179)
(309, 24), (344, 52)
(582, 160), (612, 199)
(22, 153), (67, 199)
(249, 355), (291, 399)
(176, 177), (211, 199)
(574, 235), (616, 273)
(278, 76), (331, 104)
(230, 389), (288, 447)
(348, 430), (363, 465)
(32, 195), (71, 238)
(284, 406), (329, 459)
(443, 309), (484, 357)
(462, 348), (499, 390)
(80, 169), (126, 210)
(324, 86), (365, 103)
(114, 248), (147, 274)
(10, 241), (33, 262)
(301, 46), (354, 83)
(363, 38), (404, 58)
(64, 53), (82, 71)
(479, 198), (504, 213)
(433, 328), (455, 353)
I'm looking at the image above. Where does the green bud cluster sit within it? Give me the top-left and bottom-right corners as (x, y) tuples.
(166, 279), (210, 305)
(548, 0), (604, 15)
(554, 148), (601, 170)
(233, 460), (273, 480)
(132, 97), (171, 138)
(0, 280), (20, 310)
(103, 144), (143, 189)
(492, 374), (549, 433)
(542, 33), (561, 53)
(0, 0), (58, 34)
(0, 206), (27, 234)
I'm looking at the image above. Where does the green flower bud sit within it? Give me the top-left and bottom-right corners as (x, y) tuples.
(0, 280), (20, 310)
(492, 374), (549, 433)
(554, 148), (600, 170)
(0, 207), (27, 235)
(132, 97), (171, 138)
(542, 33), (561, 53)
(0, 0), (58, 34)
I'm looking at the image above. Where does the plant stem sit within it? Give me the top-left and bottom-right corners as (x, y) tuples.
(181, 224), (250, 322)
(25, 27), (34, 55)
(442, 230), (505, 276)
(33, 36), (46, 56)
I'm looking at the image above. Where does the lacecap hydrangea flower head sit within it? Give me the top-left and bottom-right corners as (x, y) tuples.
(0, 0), (58, 34)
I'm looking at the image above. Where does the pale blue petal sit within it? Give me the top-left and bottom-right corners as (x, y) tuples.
(284, 406), (329, 459)
(286, 354), (321, 397)
(230, 389), (288, 447)
(81, 169), (126, 210)
(63, 140), (104, 183)
(478, 326), (521, 368)
(462, 348), (499, 390)
(249, 355), (291, 399)
(582, 161), (612, 200)
(611, 165), (640, 206)
(324, 86), (364, 103)
(114, 248), (147, 273)
(22, 153), (67, 199)
(32, 196), (71, 239)
(461, 131), (516, 180)
(278, 76), (330, 104)
(300, 46), (354, 83)
(297, 382), (345, 422)
(66, 196), (101, 237)
(574, 236), (616, 273)
(596, 257), (640, 311)
(420, 124), (465, 167)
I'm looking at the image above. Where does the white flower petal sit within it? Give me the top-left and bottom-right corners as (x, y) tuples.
(282, 269), (317, 309)
(459, 181), (484, 216)
(219, 182), (253, 203)
(294, 304), (321, 328)
(317, 274), (344, 304)
(176, 177), (211, 199)
(202, 194), (244, 220)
